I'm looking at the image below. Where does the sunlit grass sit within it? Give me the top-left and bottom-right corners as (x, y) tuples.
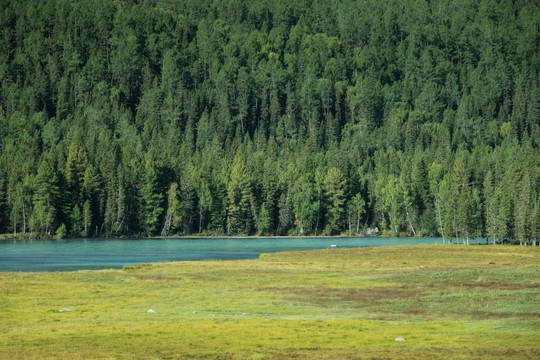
(1, 245), (539, 359)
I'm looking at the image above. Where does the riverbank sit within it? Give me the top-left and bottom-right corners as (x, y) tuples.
(0, 234), (26, 240)
(4, 231), (530, 248)
(1, 245), (538, 359)
(1, 232), (375, 240)
(0, 231), (499, 241)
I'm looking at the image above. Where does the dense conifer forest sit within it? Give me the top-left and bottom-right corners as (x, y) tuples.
(0, 0), (539, 243)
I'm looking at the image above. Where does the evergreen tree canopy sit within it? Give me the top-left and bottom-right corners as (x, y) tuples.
(0, 0), (539, 242)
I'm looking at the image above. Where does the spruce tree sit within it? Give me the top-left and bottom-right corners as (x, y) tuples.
(227, 152), (252, 235)
(141, 161), (164, 235)
(31, 161), (60, 235)
(324, 167), (346, 235)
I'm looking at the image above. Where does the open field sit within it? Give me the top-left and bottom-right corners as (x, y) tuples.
(1, 245), (539, 359)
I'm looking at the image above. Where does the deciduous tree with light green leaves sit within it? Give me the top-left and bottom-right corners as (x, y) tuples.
(347, 193), (365, 235)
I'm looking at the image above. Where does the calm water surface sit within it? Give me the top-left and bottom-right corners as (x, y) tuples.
(0, 237), (447, 272)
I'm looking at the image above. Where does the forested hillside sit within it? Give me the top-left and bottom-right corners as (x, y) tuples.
(0, 0), (539, 242)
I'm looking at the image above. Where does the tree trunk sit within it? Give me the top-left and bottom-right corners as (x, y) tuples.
(161, 211), (172, 236)
(356, 209), (361, 234)
(116, 217), (124, 234)
(199, 205), (203, 233)
(348, 212), (351, 236)
(405, 207), (416, 236)
(436, 199), (445, 244)
(315, 199), (321, 232)
(22, 202), (26, 234)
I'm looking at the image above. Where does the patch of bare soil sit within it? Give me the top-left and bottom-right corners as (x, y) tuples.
(259, 285), (421, 307)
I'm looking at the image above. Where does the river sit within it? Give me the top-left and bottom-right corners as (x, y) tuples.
(0, 237), (453, 272)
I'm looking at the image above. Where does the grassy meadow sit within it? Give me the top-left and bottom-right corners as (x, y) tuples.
(1, 245), (539, 359)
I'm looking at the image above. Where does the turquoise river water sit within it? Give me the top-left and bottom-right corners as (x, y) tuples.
(0, 236), (459, 272)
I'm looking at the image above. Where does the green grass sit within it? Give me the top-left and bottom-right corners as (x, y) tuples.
(1, 245), (539, 359)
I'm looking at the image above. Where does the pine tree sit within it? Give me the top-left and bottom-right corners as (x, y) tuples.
(66, 137), (88, 205)
(31, 161), (60, 235)
(399, 174), (417, 236)
(470, 188), (483, 241)
(324, 167), (346, 235)
(71, 204), (82, 236)
(0, 176), (6, 233)
(515, 172), (531, 246)
(452, 157), (471, 244)
(161, 182), (180, 236)
(83, 200), (92, 237)
(293, 174), (318, 235)
(10, 177), (32, 235)
(412, 155), (433, 234)
(278, 163), (297, 235)
(261, 159), (279, 234)
(495, 185), (512, 244)
(484, 171), (497, 244)
(429, 164), (452, 244)
(180, 166), (197, 234)
(456, 184), (472, 245)
(141, 160), (164, 235)
(81, 164), (101, 235)
(530, 194), (540, 246)
(194, 175), (213, 234)
(227, 152), (252, 235)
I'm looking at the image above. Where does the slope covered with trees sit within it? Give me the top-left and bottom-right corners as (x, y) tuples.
(0, 0), (539, 243)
